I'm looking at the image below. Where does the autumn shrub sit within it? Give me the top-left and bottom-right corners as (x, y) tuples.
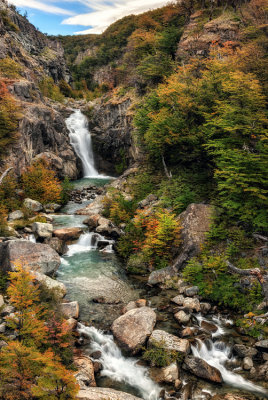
(21, 159), (62, 204)
(0, 80), (21, 159)
(103, 190), (137, 225)
(39, 76), (64, 102)
(0, 172), (20, 211)
(118, 208), (181, 270)
(142, 340), (181, 367)
(0, 57), (22, 78)
(182, 251), (263, 312)
(0, 204), (8, 236)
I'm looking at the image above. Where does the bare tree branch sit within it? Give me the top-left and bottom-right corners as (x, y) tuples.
(0, 167), (13, 185)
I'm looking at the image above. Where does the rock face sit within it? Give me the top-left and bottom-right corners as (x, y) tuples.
(112, 307), (156, 354)
(33, 271), (66, 298)
(77, 388), (142, 400)
(32, 222), (53, 239)
(0, 1), (80, 179)
(88, 97), (138, 175)
(148, 203), (214, 285)
(149, 330), (190, 355)
(53, 227), (83, 241)
(0, 240), (61, 275)
(74, 355), (96, 389)
(183, 356), (222, 383)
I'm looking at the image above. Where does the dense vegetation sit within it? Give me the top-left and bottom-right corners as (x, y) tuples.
(0, 265), (78, 399)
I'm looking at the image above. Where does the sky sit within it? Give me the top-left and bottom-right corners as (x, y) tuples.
(7, 0), (169, 36)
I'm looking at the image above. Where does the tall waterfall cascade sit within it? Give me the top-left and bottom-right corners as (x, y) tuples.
(66, 110), (99, 178)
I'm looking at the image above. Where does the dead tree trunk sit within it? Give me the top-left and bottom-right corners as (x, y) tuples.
(227, 261), (268, 304)
(0, 167), (13, 186)
(161, 155), (172, 179)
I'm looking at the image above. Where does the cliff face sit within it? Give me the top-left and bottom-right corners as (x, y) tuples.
(0, 0), (80, 179)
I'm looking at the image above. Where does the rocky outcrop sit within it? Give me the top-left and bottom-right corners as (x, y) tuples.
(0, 240), (60, 276)
(74, 355), (96, 389)
(0, 1), (80, 178)
(112, 307), (156, 354)
(183, 356), (223, 383)
(148, 203), (214, 285)
(176, 10), (240, 60)
(87, 96), (140, 175)
(77, 388), (142, 400)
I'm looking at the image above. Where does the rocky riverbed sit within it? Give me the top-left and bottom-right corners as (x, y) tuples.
(1, 177), (268, 400)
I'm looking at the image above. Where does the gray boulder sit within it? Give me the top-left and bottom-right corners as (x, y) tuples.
(33, 272), (66, 298)
(149, 330), (190, 355)
(44, 203), (61, 213)
(183, 356), (222, 383)
(32, 222), (53, 239)
(74, 355), (96, 389)
(23, 198), (43, 212)
(0, 240), (60, 276)
(8, 210), (24, 221)
(174, 310), (191, 324)
(61, 301), (79, 319)
(112, 307), (156, 354)
(233, 344), (257, 358)
(44, 237), (67, 255)
(255, 340), (268, 351)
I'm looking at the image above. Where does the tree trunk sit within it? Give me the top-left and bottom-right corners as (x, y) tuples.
(0, 167), (13, 185)
(227, 261), (268, 304)
(161, 155), (172, 179)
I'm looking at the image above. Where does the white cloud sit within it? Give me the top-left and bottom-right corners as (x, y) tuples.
(8, 0), (75, 16)
(62, 0), (169, 34)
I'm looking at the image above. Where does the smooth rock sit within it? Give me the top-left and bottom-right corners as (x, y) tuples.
(181, 327), (196, 337)
(77, 388), (142, 400)
(61, 301), (79, 319)
(74, 355), (96, 389)
(185, 286), (199, 296)
(243, 357), (253, 370)
(201, 321), (218, 333)
(112, 307), (156, 354)
(23, 198), (43, 212)
(33, 271), (66, 298)
(183, 356), (222, 383)
(44, 237), (67, 255)
(233, 344), (257, 358)
(171, 295), (185, 305)
(53, 227), (83, 241)
(183, 297), (201, 312)
(150, 362), (179, 383)
(8, 210), (24, 221)
(0, 240), (61, 276)
(0, 295), (4, 307)
(255, 340), (268, 351)
(32, 222), (53, 239)
(149, 330), (190, 355)
(174, 310), (191, 324)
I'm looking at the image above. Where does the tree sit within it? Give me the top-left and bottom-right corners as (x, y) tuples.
(6, 263), (48, 347)
(0, 342), (79, 400)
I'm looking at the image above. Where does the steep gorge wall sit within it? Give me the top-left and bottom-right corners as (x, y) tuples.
(0, 0), (80, 179)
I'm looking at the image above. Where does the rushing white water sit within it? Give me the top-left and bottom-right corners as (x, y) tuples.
(192, 339), (268, 396)
(65, 232), (114, 257)
(77, 324), (161, 400)
(66, 110), (99, 178)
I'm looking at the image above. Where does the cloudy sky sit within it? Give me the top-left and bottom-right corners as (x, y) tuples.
(8, 0), (169, 35)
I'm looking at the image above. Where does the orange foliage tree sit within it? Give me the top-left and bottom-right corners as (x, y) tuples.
(21, 159), (62, 204)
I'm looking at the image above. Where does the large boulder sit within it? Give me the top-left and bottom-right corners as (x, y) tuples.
(77, 388), (142, 400)
(61, 301), (79, 319)
(76, 196), (105, 216)
(74, 355), (96, 389)
(23, 198), (43, 212)
(0, 240), (61, 276)
(8, 210), (24, 221)
(148, 203), (214, 285)
(44, 237), (67, 255)
(32, 222), (53, 239)
(183, 356), (222, 383)
(33, 271), (66, 298)
(53, 227), (83, 241)
(149, 330), (190, 355)
(233, 344), (257, 358)
(112, 307), (156, 354)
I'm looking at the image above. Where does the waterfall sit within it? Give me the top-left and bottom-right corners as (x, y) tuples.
(78, 324), (161, 400)
(66, 110), (99, 178)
